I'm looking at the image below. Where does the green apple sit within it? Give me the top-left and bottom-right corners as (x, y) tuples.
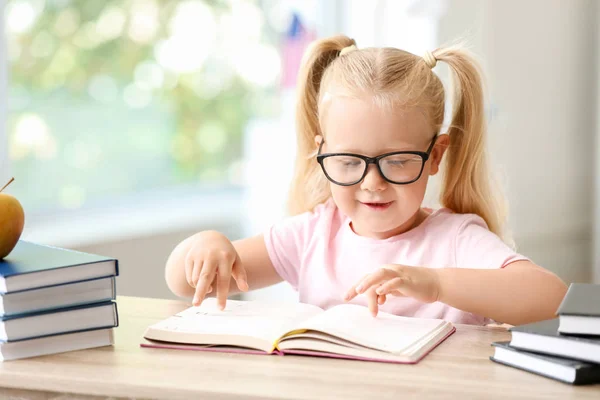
(0, 178), (24, 259)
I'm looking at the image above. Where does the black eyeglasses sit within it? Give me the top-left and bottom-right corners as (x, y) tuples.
(316, 135), (438, 186)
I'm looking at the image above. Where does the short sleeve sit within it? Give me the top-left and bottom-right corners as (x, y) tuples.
(263, 203), (329, 290)
(454, 215), (529, 269)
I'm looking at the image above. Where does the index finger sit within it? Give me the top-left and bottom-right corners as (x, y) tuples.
(216, 260), (232, 310)
(193, 259), (217, 306)
(366, 288), (379, 317)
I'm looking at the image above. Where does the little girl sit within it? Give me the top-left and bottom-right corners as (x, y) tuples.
(165, 35), (567, 326)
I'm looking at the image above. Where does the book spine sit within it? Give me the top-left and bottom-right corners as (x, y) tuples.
(272, 328), (308, 352)
(113, 302), (119, 328)
(573, 368), (600, 385)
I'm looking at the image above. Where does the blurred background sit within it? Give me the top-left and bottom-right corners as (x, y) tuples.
(0, 0), (598, 302)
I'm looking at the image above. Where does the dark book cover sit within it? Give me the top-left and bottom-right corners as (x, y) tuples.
(557, 283), (600, 317)
(491, 341), (600, 385)
(0, 241), (118, 277)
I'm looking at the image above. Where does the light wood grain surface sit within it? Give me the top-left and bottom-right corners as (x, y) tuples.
(0, 296), (598, 400)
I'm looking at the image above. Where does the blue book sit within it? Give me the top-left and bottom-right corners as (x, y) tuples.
(0, 241), (118, 294)
(0, 276), (116, 317)
(0, 301), (118, 342)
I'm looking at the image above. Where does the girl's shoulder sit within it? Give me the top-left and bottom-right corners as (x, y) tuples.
(424, 207), (489, 233)
(424, 209), (514, 262)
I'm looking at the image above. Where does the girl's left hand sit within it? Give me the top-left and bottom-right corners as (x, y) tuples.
(344, 264), (442, 317)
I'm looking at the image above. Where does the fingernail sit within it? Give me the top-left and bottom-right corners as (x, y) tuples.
(355, 285), (363, 294)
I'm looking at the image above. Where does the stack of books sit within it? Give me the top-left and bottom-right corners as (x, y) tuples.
(490, 283), (600, 385)
(0, 240), (119, 361)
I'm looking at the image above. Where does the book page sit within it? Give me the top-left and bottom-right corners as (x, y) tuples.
(148, 298), (323, 345)
(282, 304), (449, 354)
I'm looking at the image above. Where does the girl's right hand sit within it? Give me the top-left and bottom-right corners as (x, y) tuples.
(185, 231), (249, 309)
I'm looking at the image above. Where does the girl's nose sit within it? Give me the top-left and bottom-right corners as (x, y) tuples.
(360, 164), (387, 192)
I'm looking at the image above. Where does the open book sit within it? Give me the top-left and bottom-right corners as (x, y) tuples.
(142, 298), (455, 364)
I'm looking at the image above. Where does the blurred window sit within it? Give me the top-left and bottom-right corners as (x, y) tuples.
(4, 0), (293, 213)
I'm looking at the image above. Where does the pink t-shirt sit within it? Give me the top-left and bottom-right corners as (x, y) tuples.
(264, 200), (528, 325)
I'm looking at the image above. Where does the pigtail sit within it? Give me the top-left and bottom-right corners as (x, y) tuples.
(434, 45), (511, 243)
(287, 35), (356, 215)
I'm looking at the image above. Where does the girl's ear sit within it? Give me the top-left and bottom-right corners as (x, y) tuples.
(314, 135), (323, 147)
(429, 134), (450, 176)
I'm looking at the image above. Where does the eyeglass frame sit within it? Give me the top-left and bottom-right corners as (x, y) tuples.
(316, 134), (439, 186)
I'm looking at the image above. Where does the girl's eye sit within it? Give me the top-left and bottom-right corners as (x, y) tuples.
(387, 160), (406, 166)
(336, 158), (361, 166)
(384, 156), (420, 168)
(383, 159), (408, 168)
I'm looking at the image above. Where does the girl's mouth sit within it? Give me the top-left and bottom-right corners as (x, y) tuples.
(360, 201), (393, 211)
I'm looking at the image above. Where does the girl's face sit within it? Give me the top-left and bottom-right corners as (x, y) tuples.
(319, 96), (448, 239)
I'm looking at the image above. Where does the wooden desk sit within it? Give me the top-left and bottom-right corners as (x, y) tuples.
(0, 296), (597, 399)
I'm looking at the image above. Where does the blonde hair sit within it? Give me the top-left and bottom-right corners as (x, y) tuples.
(288, 35), (510, 243)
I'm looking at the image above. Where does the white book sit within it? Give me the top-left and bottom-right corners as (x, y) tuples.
(491, 341), (600, 385)
(509, 318), (600, 364)
(0, 328), (114, 361)
(142, 299), (455, 364)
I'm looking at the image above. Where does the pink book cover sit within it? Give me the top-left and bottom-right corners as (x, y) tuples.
(140, 326), (456, 364)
